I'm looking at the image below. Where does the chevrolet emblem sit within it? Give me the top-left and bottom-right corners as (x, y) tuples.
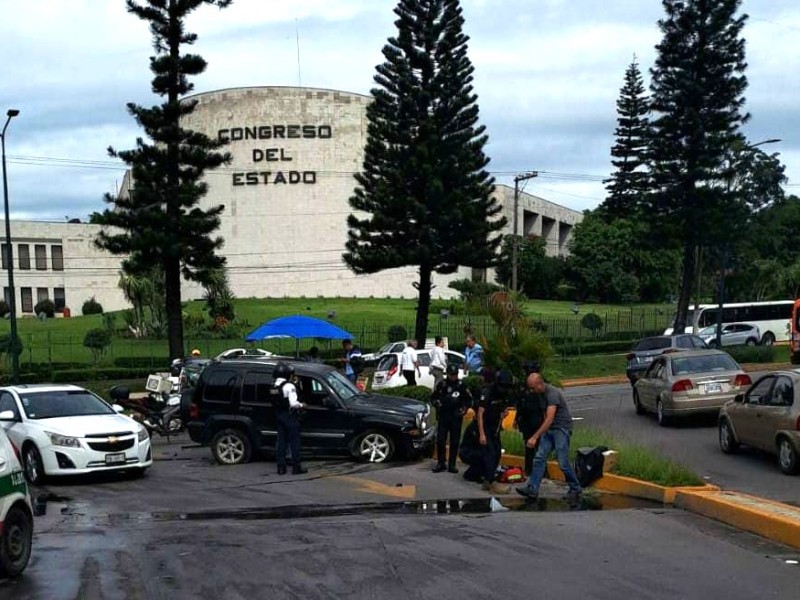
(108, 436), (118, 443)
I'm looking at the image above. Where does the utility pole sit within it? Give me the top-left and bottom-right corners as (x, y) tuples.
(512, 171), (538, 293)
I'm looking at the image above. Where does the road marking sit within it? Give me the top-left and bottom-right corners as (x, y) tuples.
(335, 475), (416, 499)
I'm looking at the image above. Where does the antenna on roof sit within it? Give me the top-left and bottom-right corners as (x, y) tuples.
(295, 18), (302, 88)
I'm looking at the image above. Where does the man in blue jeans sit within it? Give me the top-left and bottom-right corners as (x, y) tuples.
(516, 373), (581, 501)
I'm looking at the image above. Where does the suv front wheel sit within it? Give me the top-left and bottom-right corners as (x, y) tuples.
(355, 430), (395, 463)
(211, 428), (252, 465)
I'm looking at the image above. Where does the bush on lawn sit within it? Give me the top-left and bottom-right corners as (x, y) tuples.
(82, 296), (104, 315)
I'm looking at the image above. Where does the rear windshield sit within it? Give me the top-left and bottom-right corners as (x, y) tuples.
(633, 337), (671, 351)
(376, 355), (398, 371)
(671, 354), (739, 375)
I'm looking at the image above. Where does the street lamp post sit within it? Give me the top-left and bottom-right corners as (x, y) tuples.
(511, 171), (538, 293)
(714, 137), (781, 348)
(1, 108), (20, 384)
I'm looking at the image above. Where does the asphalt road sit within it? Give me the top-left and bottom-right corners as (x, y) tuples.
(4, 442), (800, 599)
(564, 381), (800, 504)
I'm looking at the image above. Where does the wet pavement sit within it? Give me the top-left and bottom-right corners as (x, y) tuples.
(3, 437), (800, 599)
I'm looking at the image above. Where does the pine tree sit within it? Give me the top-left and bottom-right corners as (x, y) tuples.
(602, 59), (651, 218)
(94, 0), (233, 360)
(647, 0), (749, 333)
(344, 0), (504, 345)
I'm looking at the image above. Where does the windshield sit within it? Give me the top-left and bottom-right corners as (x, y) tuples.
(671, 354), (739, 375)
(633, 337), (671, 351)
(376, 355), (398, 372)
(325, 370), (362, 401)
(19, 390), (116, 420)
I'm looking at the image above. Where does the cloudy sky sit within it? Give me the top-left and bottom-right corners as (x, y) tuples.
(1, 0), (798, 221)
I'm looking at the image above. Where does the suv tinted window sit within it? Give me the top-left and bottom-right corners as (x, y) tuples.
(203, 369), (239, 404)
(241, 371), (273, 405)
(634, 337), (671, 351)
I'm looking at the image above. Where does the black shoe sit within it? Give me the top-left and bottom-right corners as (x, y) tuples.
(565, 489), (582, 502)
(516, 486), (538, 500)
(292, 466), (308, 475)
(448, 466), (459, 474)
(432, 463), (447, 473)
(277, 465), (287, 475)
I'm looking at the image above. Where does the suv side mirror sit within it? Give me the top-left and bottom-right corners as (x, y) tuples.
(734, 393), (744, 404)
(0, 410), (16, 421)
(323, 396), (338, 410)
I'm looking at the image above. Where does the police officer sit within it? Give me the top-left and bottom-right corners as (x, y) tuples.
(272, 362), (307, 475)
(515, 374), (547, 475)
(464, 370), (516, 489)
(431, 363), (472, 473)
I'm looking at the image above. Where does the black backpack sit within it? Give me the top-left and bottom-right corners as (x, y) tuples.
(573, 446), (608, 487)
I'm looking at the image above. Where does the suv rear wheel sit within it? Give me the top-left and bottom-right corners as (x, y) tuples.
(355, 430), (395, 463)
(211, 428), (252, 465)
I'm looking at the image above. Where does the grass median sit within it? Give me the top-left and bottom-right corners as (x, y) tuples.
(500, 425), (705, 487)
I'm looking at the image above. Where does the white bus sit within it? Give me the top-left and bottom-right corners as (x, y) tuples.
(664, 300), (793, 345)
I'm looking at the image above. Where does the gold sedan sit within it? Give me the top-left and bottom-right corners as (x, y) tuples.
(633, 349), (751, 426)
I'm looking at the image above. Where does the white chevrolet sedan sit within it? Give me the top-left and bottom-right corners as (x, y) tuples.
(0, 384), (152, 484)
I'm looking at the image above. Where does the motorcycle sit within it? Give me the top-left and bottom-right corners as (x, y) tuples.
(109, 380), (184, 439)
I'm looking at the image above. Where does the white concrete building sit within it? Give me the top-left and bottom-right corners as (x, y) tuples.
(0, 221), (127, 317)
(3, 86), (583, 315)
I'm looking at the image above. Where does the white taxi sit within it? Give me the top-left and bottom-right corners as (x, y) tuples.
(0, 384), (152, 484)
(0, 425), (33, 578)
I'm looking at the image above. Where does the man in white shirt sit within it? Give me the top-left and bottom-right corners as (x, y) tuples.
(430, 336), (447, 388)
(400, 339), (421, 386)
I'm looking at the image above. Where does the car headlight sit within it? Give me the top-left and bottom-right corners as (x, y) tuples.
(46, 432), (81, 448)
(138, 425), (149, 442)
(415, 411), (428, 433)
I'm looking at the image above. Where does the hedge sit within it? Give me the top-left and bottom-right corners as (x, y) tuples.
(0, 367), (154, 386)
(372, 385), (433, 403)
(724, 345), (776, 365)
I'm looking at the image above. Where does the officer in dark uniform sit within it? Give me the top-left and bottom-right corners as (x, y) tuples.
(431, 363), (472, 473)
(463, 370), (516, 489)
(272, 362), (307, 475)
(515, 375), (546, 475)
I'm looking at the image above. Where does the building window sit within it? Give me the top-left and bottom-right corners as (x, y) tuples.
(3, 287), (9, 305)
(1, 244), (7, 270)
(37, 287), (48, 304)
(35, 245), (47, 270)
(21, 287), (33, 313)
(54, 287), (65, 312)
(51, 245), (64, 271)
(18, 244), (30, 270)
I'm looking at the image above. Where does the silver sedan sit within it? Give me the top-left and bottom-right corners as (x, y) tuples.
(633, 349), (751, 426)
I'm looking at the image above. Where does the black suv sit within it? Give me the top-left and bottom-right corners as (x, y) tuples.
(182, 358), (434, 465)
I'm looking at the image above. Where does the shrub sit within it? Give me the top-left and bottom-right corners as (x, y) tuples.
(387, 325), (407, 343)
(34, 298), (56, 318)
(82, 296), (104, 315)
(84, 328), (112, 363)
(725, 345), (776, 365)
(581, 313), (604, 336)
(372, 385), (432, 404)
(0, 334), (23, 363)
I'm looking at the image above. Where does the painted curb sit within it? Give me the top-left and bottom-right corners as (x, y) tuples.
(674, 490), (800, 550)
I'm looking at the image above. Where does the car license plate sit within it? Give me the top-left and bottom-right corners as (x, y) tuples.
(375, 375), (384, 383)
(704, 382), (722, 394)
(105, 453), (126, 465)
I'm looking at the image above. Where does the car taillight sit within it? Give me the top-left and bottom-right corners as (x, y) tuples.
(388, 365), (398, 378)
(671, 379), (693, 393)
(189, 403), (199, 419)
(733, 374), (752, 387)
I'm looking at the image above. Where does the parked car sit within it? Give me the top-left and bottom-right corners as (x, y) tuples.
(361, 338), (449, 364)
(371, 349), (466, 390)
(0, 384), (153, 484)
(698, 323), (761, 348)
(182, 359), (434, 465)
(718, 370), (800, 475)
(0, 424), (33, 578)
(633, 349), (751, 426)
(626, 334), (708, 385)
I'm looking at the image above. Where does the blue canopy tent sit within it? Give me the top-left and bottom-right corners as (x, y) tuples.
(245, 315), (355, 358)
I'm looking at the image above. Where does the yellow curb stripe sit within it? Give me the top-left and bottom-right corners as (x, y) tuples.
(674, 490), (800, 550)
(334, 475), (416, 499)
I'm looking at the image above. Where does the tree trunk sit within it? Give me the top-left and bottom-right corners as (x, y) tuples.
(165, 257), (184, 360)
(673, 242), (697, 333)
(414, 265), (432, 348)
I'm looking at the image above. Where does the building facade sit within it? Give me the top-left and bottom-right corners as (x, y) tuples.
(3, 86), (583, 316)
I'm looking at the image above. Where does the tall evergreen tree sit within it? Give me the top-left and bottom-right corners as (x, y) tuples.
(94, 0), (232, 360)
(344, 0), (504, 345)
(647, 0), (749, 333)
(602, 58), (651, 218)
